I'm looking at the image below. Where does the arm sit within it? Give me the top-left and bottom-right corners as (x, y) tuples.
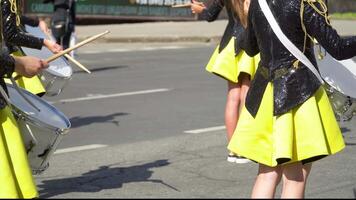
(0, 52), (15, 78)
(199, 0), (225, 22)
(20, 15), (39, 27)
(304, 1), (356, 60)
(1, 0), (43, 50)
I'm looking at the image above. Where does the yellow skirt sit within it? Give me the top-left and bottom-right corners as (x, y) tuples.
(5, 51), (46, 97)
(227, 83), (345, 167)
(206, 37), (260, 83)
(0, 107), (38, 198)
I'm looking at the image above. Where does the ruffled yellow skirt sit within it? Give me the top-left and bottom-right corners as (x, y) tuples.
(0, 107), (38, 198)
(206, 37), (260, 83)
(5, 51), (46, 97)
(227, 83), (345, 167)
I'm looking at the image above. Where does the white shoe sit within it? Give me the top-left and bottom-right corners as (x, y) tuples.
(227, 153), (251, 164)
(234, 155), (251, 164)
(227, 153), (237, 163)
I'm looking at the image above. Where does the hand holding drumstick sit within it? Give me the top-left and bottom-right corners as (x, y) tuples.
(44, 31), (92, 74)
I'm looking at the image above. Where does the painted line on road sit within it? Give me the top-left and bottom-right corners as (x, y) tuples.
(80, 46), (186, 54)
(54, 144), (108, 155)
(184, 125), (226, 134)
(51, 88), (172, 104)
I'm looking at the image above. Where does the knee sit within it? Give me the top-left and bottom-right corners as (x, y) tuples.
(257, 165), (282, 184)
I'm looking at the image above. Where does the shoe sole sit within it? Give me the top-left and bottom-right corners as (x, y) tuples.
(227, 157), (237, 163)
(235, 159), (251, 164)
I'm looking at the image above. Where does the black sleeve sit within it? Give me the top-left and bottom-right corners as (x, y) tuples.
(200, 0), (224, 22)
(21, 15), (40, 27)
(0, 52), (15, 78)
(237, 0), (259, 57)
(304, 1), (356, 60)
(1, 0), (44, 50)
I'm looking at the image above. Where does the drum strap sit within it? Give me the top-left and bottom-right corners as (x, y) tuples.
(258, 0), (325, 84)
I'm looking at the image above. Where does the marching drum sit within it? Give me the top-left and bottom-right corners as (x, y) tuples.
(7, 84), (71, 174)
(315, 44), (356, 121)
(21, 25), (73, 96)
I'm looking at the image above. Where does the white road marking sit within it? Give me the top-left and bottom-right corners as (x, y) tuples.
(52, 88), (171, 104)
(79, 46), (185, 54)
(184, 125), (226, 134)
(54, 144), (108, 154)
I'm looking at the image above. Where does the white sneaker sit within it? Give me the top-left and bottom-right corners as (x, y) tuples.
(227, 153), (237, 163)
(227, 153), (251, 164)
(234, 155), (251, 164)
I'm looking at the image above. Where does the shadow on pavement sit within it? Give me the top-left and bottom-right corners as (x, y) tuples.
(73, 65), (129, 74)
(69, 112), (129, 128)
(38, 159), (178, 198)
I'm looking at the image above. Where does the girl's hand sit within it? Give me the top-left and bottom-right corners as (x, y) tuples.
(190, 0), (206, 14)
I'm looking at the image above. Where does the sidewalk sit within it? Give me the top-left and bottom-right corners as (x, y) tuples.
(75, 19), (356, 43)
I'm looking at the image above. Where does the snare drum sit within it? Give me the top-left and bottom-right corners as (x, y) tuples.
(21, 25), (73, 96)
(315, 44), (356, 121)
(7, 84), (71, 174)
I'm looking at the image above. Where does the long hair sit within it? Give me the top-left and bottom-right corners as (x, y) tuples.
(231, 0), (249, 28)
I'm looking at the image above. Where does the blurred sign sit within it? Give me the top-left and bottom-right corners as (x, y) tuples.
(24, 0), (195, 20)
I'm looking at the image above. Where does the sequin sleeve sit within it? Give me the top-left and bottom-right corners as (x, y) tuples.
(303, 1), (356, 60)
(200, 0), (225, 22)
(0, 52), (15, 78)
(1, 0), (44, 50)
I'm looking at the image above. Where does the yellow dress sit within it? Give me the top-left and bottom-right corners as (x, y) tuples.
(227, 83), (345, 167)
(0, 107), (38, 198)
(5, 50), (46, 97)
(206, 37), (260, 83)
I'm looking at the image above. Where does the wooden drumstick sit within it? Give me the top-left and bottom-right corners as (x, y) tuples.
(172, 3), (191, 8)
(45, 32), (92, 74)
(64, 54), (91, 74)
(46, 30), (110, 63)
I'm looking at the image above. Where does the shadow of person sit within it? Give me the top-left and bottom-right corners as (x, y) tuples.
(73, 65), (129, 74)
(38, 159), (179, 198)
(69, 112), (129, 128)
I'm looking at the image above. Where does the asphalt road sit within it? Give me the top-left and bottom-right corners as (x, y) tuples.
(34, 42), (356, 198)
(44, 42), (226, 148)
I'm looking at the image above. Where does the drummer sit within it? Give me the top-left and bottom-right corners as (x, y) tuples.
(1, 0), (63, 97)
(0, 20), (49, 198)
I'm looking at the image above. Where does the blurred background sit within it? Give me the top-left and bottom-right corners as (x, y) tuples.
(23, 0), (356, 25)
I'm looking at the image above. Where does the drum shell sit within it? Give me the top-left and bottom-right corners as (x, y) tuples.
(40, 69), (72, 97)
(21, 25), (73, 97)
(7, 84), (71, 174)
(15, 113), (69, 174)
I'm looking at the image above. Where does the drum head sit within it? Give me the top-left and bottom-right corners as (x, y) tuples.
(7, 84), (71, 130)
(22, 25), (73, 78)
(315, 45), (356, 98)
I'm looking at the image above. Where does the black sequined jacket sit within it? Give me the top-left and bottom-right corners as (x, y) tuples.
(1, 0), (44, 53)
(200, 0), (244, 55)
(0, 10), (16, 109)
(239, 0), (356, 117)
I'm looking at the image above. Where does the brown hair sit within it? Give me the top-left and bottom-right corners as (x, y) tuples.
(231, 0), (249, 28)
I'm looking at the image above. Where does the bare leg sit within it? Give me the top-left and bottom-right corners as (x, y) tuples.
(238, 72), (251, 114)
(225, 81), (242, 142)
(251, 164), (283, 198)
(281, 162), (312, 198)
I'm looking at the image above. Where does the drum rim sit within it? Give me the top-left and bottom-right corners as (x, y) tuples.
(6, 84), (71, 131)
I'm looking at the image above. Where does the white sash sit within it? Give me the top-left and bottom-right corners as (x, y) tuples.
(258, 0), (324, 84)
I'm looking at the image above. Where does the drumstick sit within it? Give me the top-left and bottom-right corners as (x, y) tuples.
(64, 54), (91, 74)
(45, 32), (92, 74)
(46, 30), (110, 63)
(172, 3), (191, 8)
